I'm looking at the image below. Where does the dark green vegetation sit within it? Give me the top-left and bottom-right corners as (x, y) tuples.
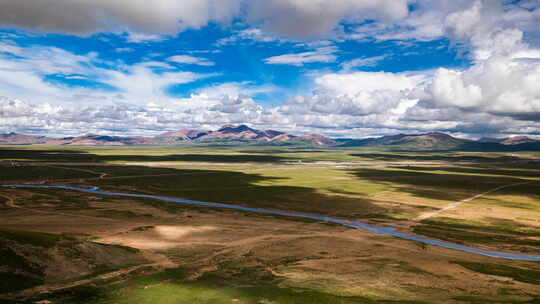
(353, 152), (528, 163)
(3, 145), (540, 164)
(348, 167), (520, 200)
(452, 295), (540, 303)
(31, 267), (428, 304)
(0, 147), (293, 163)
(0, 246), (44, 293)
(0, 228), (64, 248)
(92, 168), (386, 218)
(0, 165), (99, 181)
(0, 229), (147, 295)
(451, 261), (540, 285)
(413, 222), (540, 254)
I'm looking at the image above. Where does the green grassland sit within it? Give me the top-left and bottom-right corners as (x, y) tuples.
(2, 145), (540, 244)
(32, 267), (431, 304)
(0, 228), (64, 248)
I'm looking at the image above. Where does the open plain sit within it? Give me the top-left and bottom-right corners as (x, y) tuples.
(1, 145), (540, 303)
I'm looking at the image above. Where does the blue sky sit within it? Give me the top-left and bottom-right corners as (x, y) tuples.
(0, 0), (539, 138)
(6, 25), (466, 103)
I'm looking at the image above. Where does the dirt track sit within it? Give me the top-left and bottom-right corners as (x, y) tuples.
(414, 181), (535, 221)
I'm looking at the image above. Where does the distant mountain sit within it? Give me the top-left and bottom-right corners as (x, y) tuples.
(154, 129), (209, 143)
(501, 136), (536, 145)
(341, 132), (469, 150)
(196, 124), (267, 141)
(342, 132), (540, 151)
(155, 124), (336, 146)
(478, 136), (536, 145)
(297, 134), (337, 146)
(1, 127), (539, 150)
(0, 125), (336, 146)
(63, 134), (154, 146)
(477, 137), (503, 143)
(0, 132), (63, 145)
(0, 133), (153, 146)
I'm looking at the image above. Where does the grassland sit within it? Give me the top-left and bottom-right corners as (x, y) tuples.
(1, 145), (540, 303)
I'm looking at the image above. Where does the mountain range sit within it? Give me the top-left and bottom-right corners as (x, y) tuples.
(1, 125), (540, 151)
(0, 125), (337, 147)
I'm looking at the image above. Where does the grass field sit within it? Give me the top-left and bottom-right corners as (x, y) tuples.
(1, 145), (540, 303)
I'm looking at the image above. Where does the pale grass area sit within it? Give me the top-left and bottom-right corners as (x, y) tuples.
(414, 181), (533, 221)
(439, 194), (540, 229)
(100, 225), (220, 250)
(370, 189), (452, 209)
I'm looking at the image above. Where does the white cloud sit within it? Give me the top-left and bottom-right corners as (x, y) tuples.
(167, 55), (215, 66)
(194, 81), (276, 98)
(444, 1), (485, 40)
(282, 90), (408, 116)
(340, 55), (388, 71)
(126, 32), (165, 43)
(429, 69), (483, 108)
(315, 71), (426, 95)
(0, 41), (213, 107)
(209, 95), (263, 115)
(3, 0), (540, 139)
(0, 41), (23, 55)
(422, 56), (540, 115)
(402, 1), (540, 119)
(264, 46), (337, 66)
(260, 71), (426, 133)
(216, 28), (282, 46)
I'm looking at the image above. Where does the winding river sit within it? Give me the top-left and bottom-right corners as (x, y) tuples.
(4, 184), (540, 262)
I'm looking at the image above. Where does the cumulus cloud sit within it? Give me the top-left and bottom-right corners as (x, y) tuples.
(264, 71), (426, 134)
(421, 56), (540, 115)
(408, 0), (540, 120)
(282, 90), (407, 116)
(0, 97), (183, 136)
(346, 0), (468, 42)
(314, 71), (426, 95)
(209, 95), (263, 116)
(0, 0), (411, 39)
(246, 0), (409, 39)
(0, 0), (242, 36)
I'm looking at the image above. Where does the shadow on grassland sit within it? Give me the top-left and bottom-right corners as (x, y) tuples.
(346, 167), (524, 201)
(388, 165), (540, 179)
(1, 161), (385, 219)
(90, 166), (384, 219)
(0, 148), (291, 163)
(350, 152), (530, 163)
(346, 167), (540, 250)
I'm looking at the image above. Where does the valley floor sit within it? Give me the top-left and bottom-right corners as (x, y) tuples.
(1, 145), (540, 303)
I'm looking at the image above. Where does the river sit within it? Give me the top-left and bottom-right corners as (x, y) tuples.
(4, 184), (540, 262)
